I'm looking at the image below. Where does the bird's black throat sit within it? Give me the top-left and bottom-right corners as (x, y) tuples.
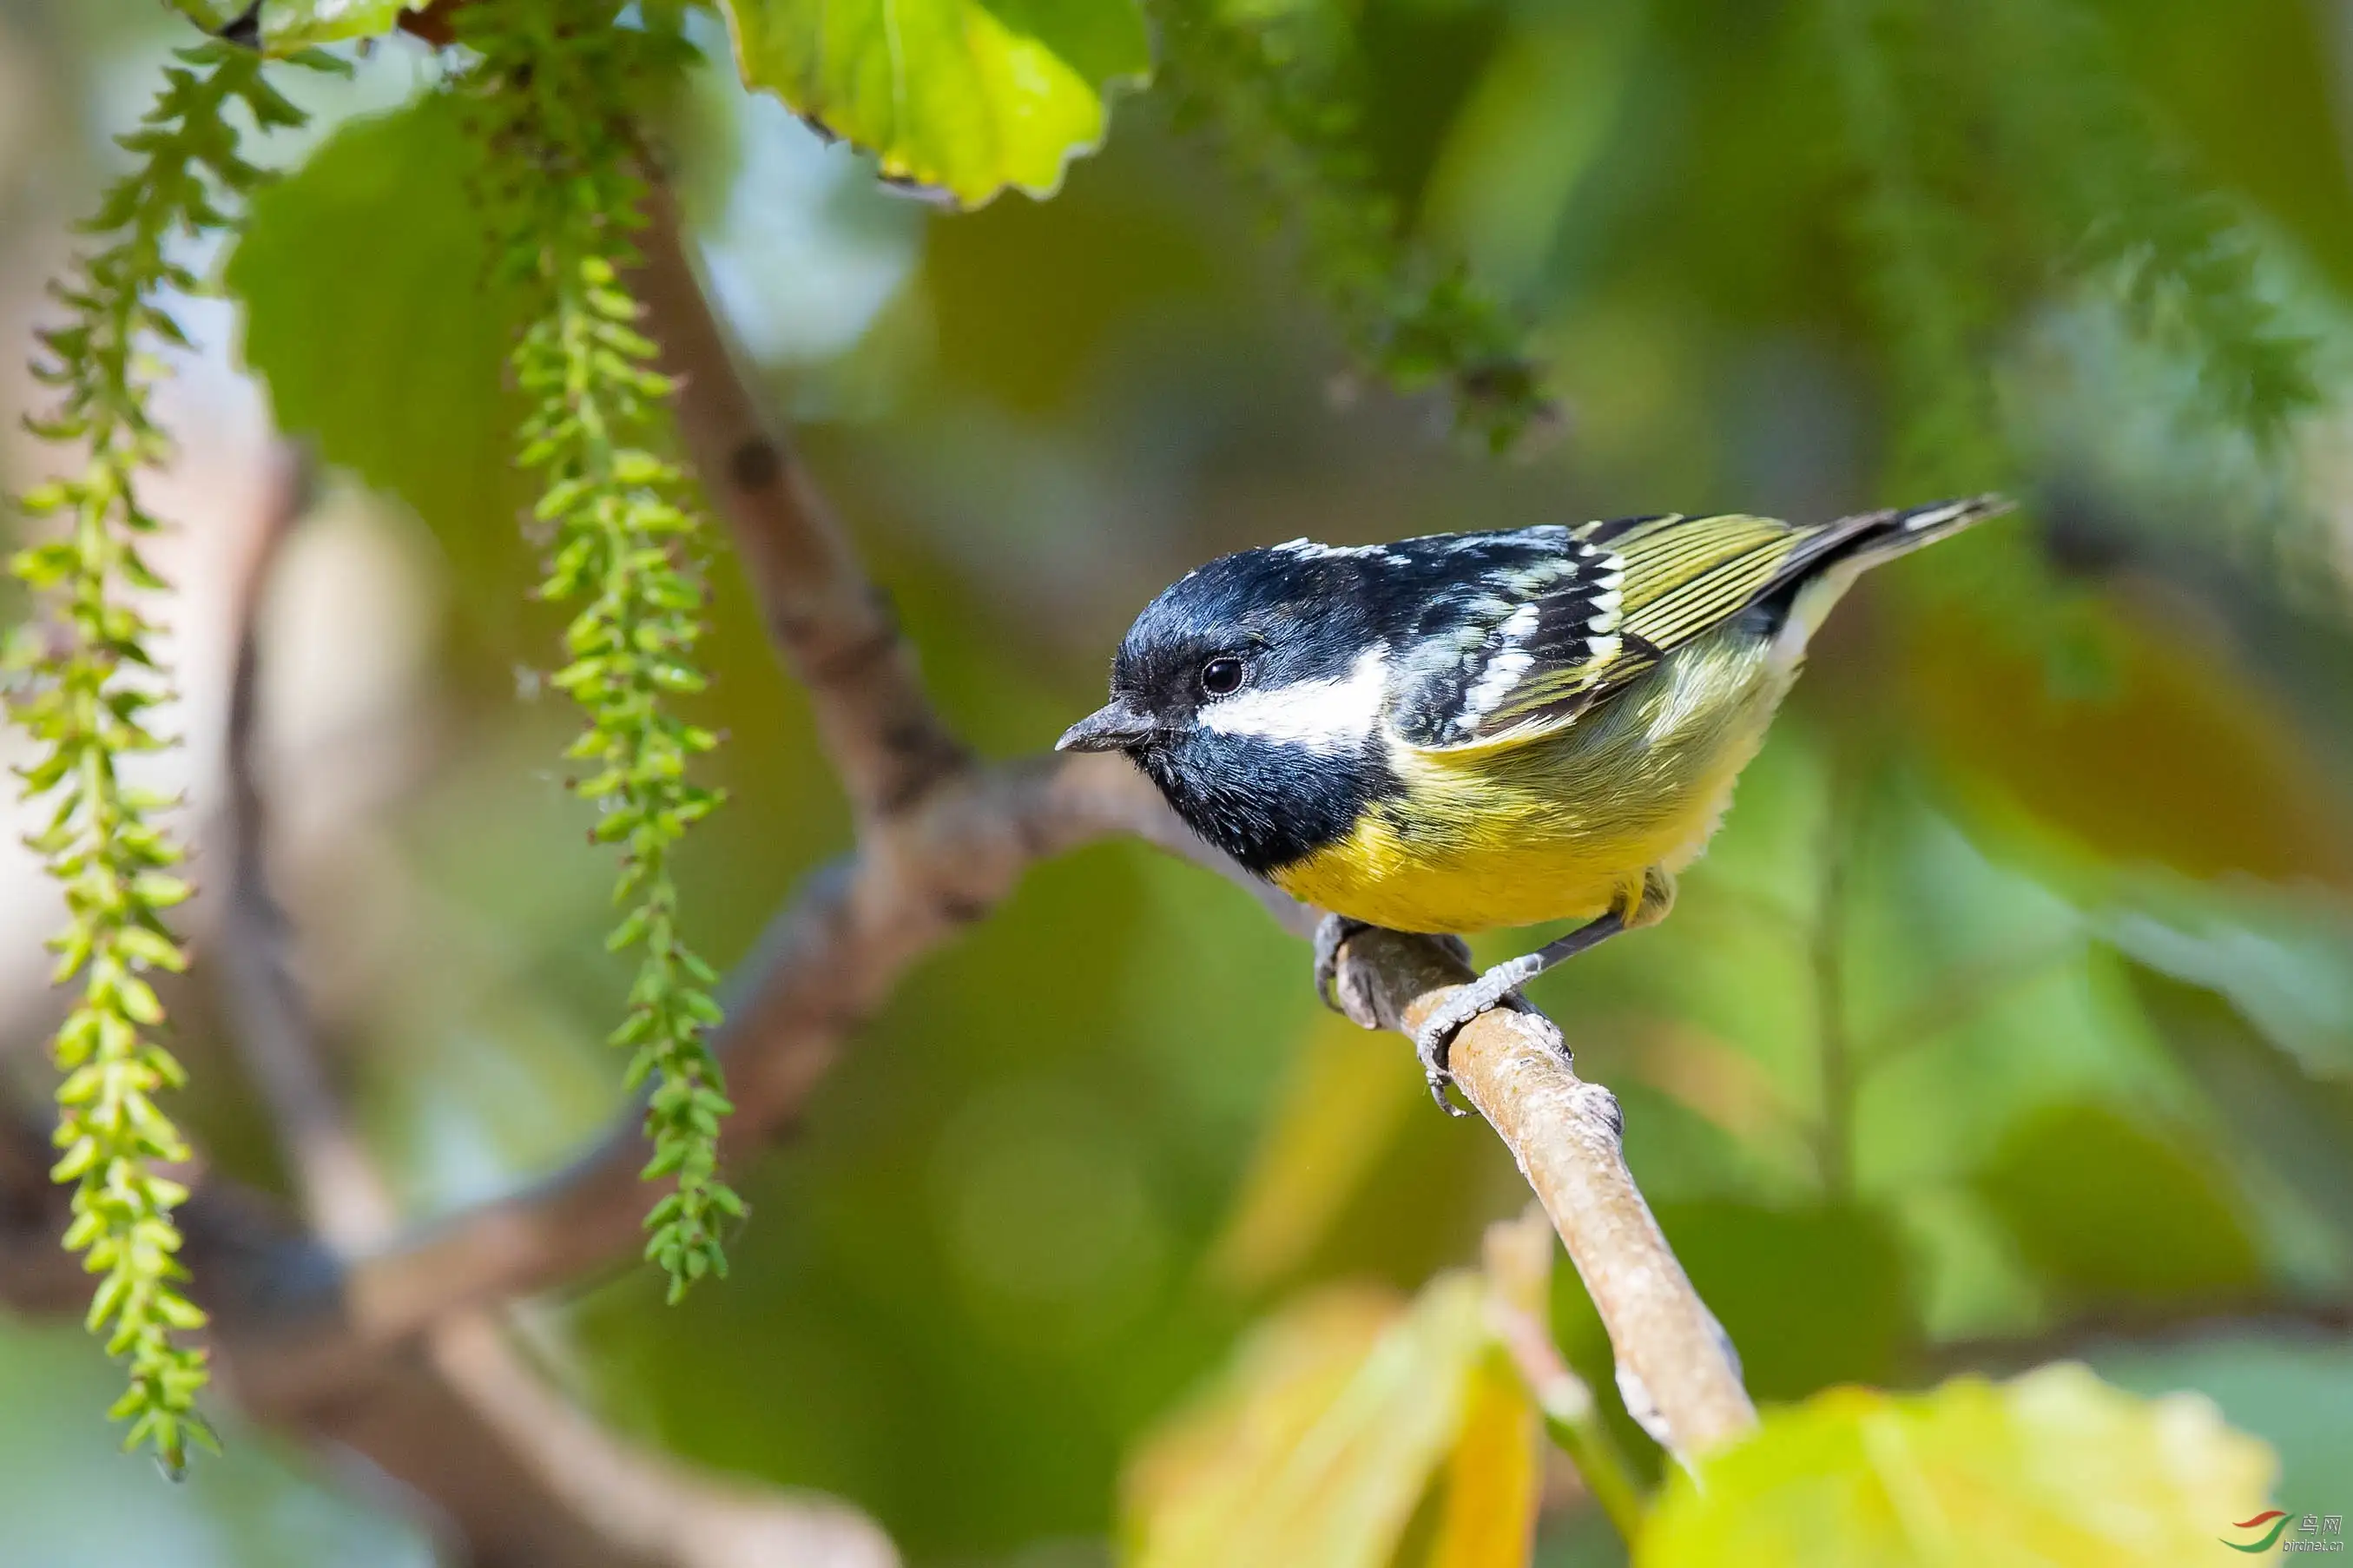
(1135, 728), (1397, 877)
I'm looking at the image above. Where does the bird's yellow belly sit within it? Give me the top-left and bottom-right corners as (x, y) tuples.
(1272, 819), (1646, 933)
(1271, 631), (1787, 934)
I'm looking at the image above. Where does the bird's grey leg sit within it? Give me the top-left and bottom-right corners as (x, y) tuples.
(1313, 914), (1374, 1015)
(1412, 910), (1630, 1115)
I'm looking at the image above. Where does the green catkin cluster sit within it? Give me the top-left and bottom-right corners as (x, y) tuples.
(460, 2), (741, 1300)
(5, 42), (328, 1476)
(1151, 0), (1552, 453)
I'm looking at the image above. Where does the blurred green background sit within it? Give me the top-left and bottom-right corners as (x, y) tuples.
(3, 0), (2353, 1562)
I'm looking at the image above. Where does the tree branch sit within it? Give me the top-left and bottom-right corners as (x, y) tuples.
(633, 175), (967, 820)
(1333, 930), (1757, 1459)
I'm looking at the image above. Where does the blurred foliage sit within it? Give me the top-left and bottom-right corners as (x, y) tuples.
(1639, 1364), (2274, 1567)
(166, 0), (427, 55)
(1150, 0), (1555, 451)
(226, 93), (536, 649)
(1123, 1250), (1544, 1568)
(7, 0), (2353, 1560)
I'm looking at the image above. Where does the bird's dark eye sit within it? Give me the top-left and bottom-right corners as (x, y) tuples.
(1200, 656), (1246, 696)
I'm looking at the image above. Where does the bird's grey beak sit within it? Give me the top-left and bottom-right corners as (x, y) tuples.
(1058, 699), (1157, 753)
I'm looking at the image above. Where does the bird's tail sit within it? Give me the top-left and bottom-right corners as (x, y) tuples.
(1764, 493), (2014, 663)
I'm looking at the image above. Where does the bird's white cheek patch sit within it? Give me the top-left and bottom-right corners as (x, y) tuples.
(1201, 644), (1389, 754)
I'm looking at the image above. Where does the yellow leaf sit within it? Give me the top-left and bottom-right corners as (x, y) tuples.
(1207, 1011), (1420, 1295)
(1124, 1277), (1487, 1568)
(1422, 1352), (1541, 1568)
(1639, 1363), (2277, 1568)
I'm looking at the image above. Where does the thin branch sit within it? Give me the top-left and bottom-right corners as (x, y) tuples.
(632, 174), (968, 820)
(216, 445), (398, 1249)
(1331, 929), (1758, 1459)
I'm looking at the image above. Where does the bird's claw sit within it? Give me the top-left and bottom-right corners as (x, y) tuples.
(1412, 964), (1525, 1117)
(1312, 914), (1374, 1017)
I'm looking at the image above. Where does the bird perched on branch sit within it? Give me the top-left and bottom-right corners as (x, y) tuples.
(1060, 497), (2013, 1111)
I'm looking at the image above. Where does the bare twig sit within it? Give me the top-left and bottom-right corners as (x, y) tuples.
(633, 175), (967, 820)
(217, 445), (398, 1248)
(1333, 930), (1757, 1459)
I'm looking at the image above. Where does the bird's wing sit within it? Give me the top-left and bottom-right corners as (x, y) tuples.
(1391, 511), (1809, 753)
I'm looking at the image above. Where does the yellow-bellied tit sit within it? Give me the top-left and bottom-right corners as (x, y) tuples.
(1059, 497), (2013, 1111)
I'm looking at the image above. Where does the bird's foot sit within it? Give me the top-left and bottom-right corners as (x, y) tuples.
(1411, 952), (1546, 1117)
(1312, 914), (1374, 1016)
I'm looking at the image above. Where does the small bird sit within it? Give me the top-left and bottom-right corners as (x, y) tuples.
(1059, 497), (2012, 1110)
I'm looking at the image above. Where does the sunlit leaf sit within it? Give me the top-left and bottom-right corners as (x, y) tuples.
(1640, 1364), (2276, 1568)
(225, 93), (537, 626)
(719, 0), (1150, 208)
(2090, 1332), (2353, 1516)
(1422, 1353), (1540, 1568)
(1123, 1278), (1486, 1568)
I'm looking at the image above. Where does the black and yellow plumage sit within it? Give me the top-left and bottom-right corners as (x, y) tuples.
(1059, 496), (2011, 1105)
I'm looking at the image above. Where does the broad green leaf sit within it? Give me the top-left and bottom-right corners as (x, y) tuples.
(225, 94), (540, 630)
(169, 0), (427, 53)
(2126, 964), (2353, 1262)
(719, 0), (1150, 208)
(2106, 880), (2353, 1081)
(1972, 1101), (2264, 1310)
(1640, 1364), (2276, 1568)
(2089, 1332), (2353, 1521)
(1658, 1202), (1915, 1402)
(1123, 1279), (1486, 1568)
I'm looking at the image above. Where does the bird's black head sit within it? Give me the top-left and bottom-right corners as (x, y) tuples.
(1058, 542), (1403, 874)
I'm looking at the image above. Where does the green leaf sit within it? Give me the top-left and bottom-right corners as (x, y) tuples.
(720, 0), (1150, 207)
(2125, 963), (2353, 1264)
(1640, 1364), (2276, 1567)
(1972, 1101), (2266, 1310)
(1657, 1201), (1916, 1402)
(225, 94), (538, 621)
(2088, 1332), (2353, 1523)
